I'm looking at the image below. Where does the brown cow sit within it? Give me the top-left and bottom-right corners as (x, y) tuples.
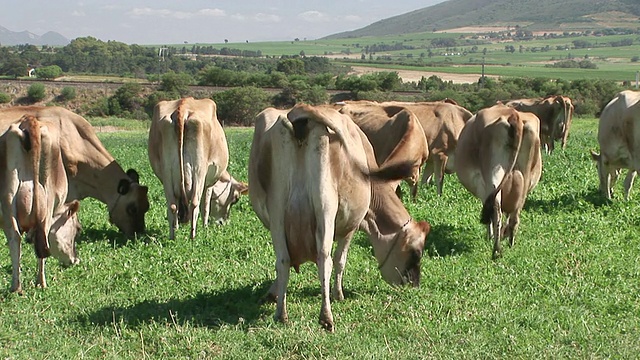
(0, 106), (149, 237)
(335, 100), (429, 198)
(506, 95), (573, 154)
(590, 90), (640, 200)
(249, 105), (429, 332)
(148, 97), (248, 240)
(380, 101), (473, 195)
(1, 115), (81, 293)
(455, 104), (542, 259)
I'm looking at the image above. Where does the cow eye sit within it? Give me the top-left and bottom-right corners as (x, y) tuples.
(126, 205), (137, 216)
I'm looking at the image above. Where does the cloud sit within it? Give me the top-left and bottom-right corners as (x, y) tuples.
(71, 10), (86, 17)
(341, 15), (362, 22)
(298, 10), (330, 23)
(198, 8), (226, 17)
(254, 13), (281, 22)
(128, 7), (227, 20)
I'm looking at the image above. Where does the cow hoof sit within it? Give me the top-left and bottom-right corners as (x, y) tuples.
(274, 313), (288, 324)
(492, 250), (502, 260)
(10, 286), (23, 295)
(319, 318), (335, 332)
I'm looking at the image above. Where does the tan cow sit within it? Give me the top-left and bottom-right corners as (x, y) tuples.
(506, 95), (573, 154)
(335, 100), (429, 198)
(590, 90), (640, 200)
(0, 115), (81, 293)
(249, 105), (429, 332)
(455, 104), (542, 259)
(0, 106), (149, 237)
(148, 97), (248, 240)
(380, 101), (473, 196)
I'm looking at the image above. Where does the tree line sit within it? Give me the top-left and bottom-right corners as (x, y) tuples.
(0, 36), (635, 124)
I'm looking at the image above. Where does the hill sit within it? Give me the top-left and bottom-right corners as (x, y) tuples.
(0, 25), (69, 46)
(324, 0), (640, 39)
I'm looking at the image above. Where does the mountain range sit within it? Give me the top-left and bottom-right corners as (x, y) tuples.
(325, 0), (640, 39)
(0, 26), (69, 46)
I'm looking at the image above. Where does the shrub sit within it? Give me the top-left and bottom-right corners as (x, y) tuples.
(27, 83), (47, 102)
(60, 86), (77, 102)
(213, 86), (271, 126)
(35, 65), (63, 80)
(0, 92), (11, 104)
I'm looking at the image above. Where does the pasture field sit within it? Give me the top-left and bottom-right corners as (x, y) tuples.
(1, 118), (640, 359)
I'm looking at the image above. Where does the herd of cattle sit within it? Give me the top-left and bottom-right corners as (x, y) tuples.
(1, 89), (638, 331)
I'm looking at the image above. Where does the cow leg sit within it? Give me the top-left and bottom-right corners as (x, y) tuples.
(505, 211), (520, 248)
(7, 227), (23, 294)
(624, 170), (636, 201)
(36, 257), (46, 289)
(332, 232), (354, 302)
(436, 154), (447, 196)
(316, 220), (335, 332)
(491, 193), (503, 260)
(189, 201), (199, 239)
(421, 160), (434, 184)
(167, 205), (178, 240)
(270, 223), (290, 324)
(201, 186), (214, 227)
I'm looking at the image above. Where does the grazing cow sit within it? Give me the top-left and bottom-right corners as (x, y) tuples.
(590, 90), (640, 200)
(335, 100), (429, 198)
(506, 95), (573, 154)
(0, 106), (149, 237)
(380, 101), (473, 196)
(148, 97), (248, 240)
(249, 105), (429, 332)
(0, 115), (81, 293)
(455, 104), (542, 259)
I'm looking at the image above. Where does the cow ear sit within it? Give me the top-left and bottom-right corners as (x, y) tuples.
(67, 200), (81, 217)
(118, 179), (131, 195)
(126, 168), (140, 183)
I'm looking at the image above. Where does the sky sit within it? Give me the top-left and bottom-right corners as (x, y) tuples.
(0, 0), (447, 45)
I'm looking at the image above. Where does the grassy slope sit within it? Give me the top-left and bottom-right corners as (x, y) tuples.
(1, 119), (639, 358)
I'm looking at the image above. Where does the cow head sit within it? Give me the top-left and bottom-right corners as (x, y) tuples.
(110, 169), (150, 237)
(208, 172), (249, 225)
(49, 200), (82, 266)
(378, 220), (430, 287)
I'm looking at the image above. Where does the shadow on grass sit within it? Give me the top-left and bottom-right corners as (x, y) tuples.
(425, 224), (471, 258)
(524, 187), (610, 214)
(77, 226), (165, 248)
(79, 281), (272, 330)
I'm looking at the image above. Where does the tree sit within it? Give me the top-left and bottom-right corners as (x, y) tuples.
(1, 57), (27, 78)
(160, 71), (193, 96)
(35, 65), (63, 80)
(213, 86), (271, 125)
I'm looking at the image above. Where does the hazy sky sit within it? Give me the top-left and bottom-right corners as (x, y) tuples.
(1, 1), (447, 45)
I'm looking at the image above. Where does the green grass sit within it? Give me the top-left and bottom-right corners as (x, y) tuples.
(1, 118), (640, 358)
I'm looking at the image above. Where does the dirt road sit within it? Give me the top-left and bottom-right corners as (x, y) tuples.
(348, 65), (495, 84)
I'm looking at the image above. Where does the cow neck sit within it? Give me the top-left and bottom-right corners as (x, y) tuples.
(361, 181), (412, 260)
(57, 117), (119, 205)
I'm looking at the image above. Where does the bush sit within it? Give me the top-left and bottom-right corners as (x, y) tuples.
(35, 65), (63, 80)
(27, 83), (47, 102)
(0, 92), (11, 104)
(213, 86), (271, 126)
(59, 86), (77, 102)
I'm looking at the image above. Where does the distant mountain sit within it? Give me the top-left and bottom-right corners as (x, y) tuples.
(0, 26), (69, 46)
(324, 0), (640, 39)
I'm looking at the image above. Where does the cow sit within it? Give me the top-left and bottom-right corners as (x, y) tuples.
(590, 90), (640, 200)
(1, 115), (82, 293)
(380, 101), (473, 196)
(334, 100), (429, 199)
(455, 104), (542, 259)
(249, 105), (429, 332)
(148, 97), (248, 240)
(505, 95), (573, 154)
(0, 106), (149, 237)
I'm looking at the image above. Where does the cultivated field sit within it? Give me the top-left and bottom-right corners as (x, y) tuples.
(1, 118), (639, 359)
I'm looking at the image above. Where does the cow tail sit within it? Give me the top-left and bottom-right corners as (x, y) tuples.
(172, 102), (190, 223)
(21, 116), (50, 258)
(481, 110), (524, 224)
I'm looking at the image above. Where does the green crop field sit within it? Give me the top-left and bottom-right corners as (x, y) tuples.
(1, 118), (640, 359)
